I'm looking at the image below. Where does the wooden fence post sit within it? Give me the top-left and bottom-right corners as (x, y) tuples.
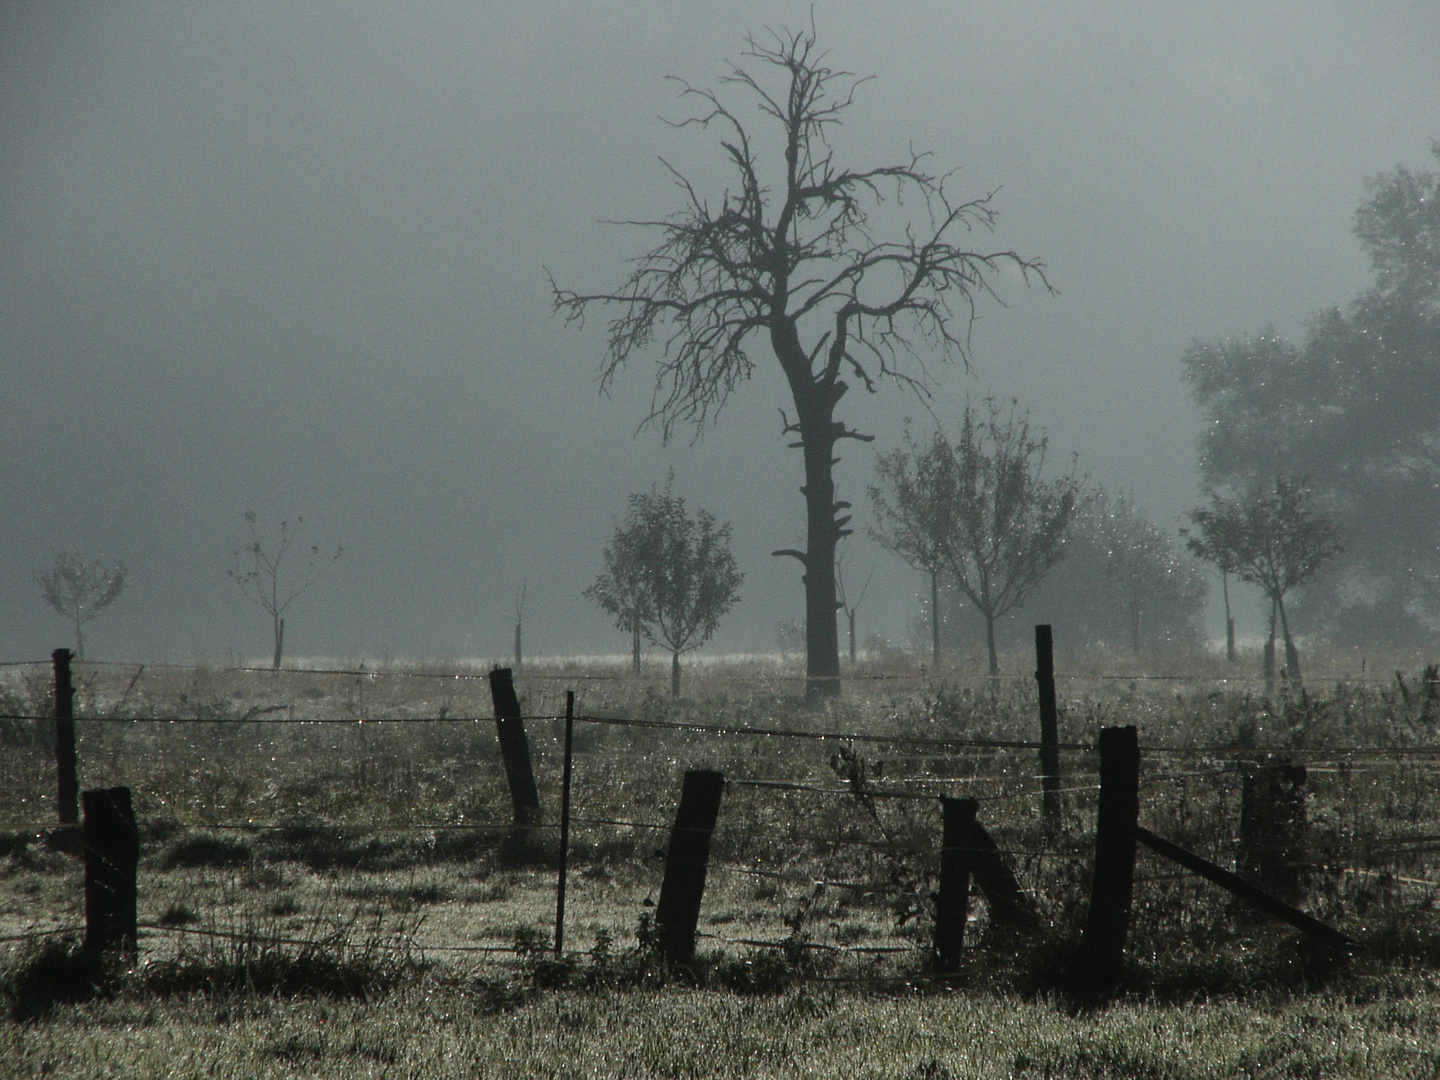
(53, 648), (78, 825)
(554, 691), (575, 955)
(1035, 626), (1062, 832)
(83, 787), (138, 958)
(486, 667), (542, 829)
(1077, 724), (1140, 1000)
(1240, 760), (1308, 907)
(655, 769), (725, 966)
(933, 796), (976, 973)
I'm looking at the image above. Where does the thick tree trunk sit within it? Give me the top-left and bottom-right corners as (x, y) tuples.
(631, 617), (641, 676)
(799, 416), (842, 699)
(774, 323), (845, 701)
(984, 612), (999, 679)
(272, 616), (284, 671)
(671, 650), (681, 699)
(847, 609), (857, 667)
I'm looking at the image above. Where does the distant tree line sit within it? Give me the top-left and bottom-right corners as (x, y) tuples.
(1183, 142), (1440, 649)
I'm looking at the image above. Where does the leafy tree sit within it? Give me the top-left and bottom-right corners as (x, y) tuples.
(1087, 491), (1207, 653)
(1186, 477), (1343, 681)
(869, 423), (958, 666)
(974, 492), (1207, 658)
(872, 400), (1079, 677)
(38, 552), (126, 661)
(1182, 144), (1440, 642)
(552, 26), (1046, 698)
(230, 511), (343, 670)
(585, 477), (743, 697)
(584, 518), (654, 677)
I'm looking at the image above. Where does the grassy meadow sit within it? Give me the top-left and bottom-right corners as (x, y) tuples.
(3, 644), (1440, 1076)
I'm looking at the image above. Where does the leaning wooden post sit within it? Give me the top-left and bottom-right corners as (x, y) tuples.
(53, 648), (79, 825)
(655, 769), (725, 966)
(1035, 626), (1062, 832)
(83, 787), (138, 959)
(486, 667), (542, 829)
(933, 796), (977, 973)
(1077, 725), (1140, 1000)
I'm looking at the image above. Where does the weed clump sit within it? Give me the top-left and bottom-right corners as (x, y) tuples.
(3, 938), (118, 1022)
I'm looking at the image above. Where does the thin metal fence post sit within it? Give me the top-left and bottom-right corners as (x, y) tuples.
(53, 648), (78, 824)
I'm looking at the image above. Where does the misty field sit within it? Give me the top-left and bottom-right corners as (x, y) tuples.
(4, 648), (1440, 1077)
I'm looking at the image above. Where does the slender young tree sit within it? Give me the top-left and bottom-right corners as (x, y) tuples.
(585, 476), (743, 696)
(230, 511), (344, 670)
(552, 26), (1046, 698)
(1186, 477), (1344, 681)
(1089, 491), (1208, 654)
(874, 401), (1079, 677)
(943, 400), (1080, 678)
(834, 545), (874, 668)
(869, 423), (957, 666)
(38, 552), (126, 661)
(585, 518), (655, 676)
(513, 582), (527, 673)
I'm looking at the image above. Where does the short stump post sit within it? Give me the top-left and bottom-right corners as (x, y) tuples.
(83, 787), (138, 959)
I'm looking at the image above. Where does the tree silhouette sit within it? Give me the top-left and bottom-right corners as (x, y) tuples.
(869, 423), (956, 666)
(1187, 477), (1343, 682)
(38, 552), (126, 661)
(229, 511), (343, 670)
(552, 26), (1046, 697)
(872, 400), (1079, 677)
(586, 476), (742, 697)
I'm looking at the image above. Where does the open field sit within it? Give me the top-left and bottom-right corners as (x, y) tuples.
(3, 646), (1440, 1075)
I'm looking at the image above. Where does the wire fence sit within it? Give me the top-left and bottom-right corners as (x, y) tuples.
(3, 652), (1440, 978)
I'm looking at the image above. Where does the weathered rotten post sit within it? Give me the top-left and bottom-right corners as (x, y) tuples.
(83, 787), (138, 959)
(1240, 760), (1308, 907)
(655, 769), (725, 966)
(53, 648), (79, 825)
(486, 667), (542, 829)
(934, 796), (1042, 973)
(933, 796), (976, 973)
(1035, 626), (1062, 833)
(1076, 725), (1140, 1001)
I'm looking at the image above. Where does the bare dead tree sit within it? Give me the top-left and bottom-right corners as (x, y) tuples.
(514, 581), (527, 673)
(551, 25), (1047, 697)
(834, 544), (874, 668)
(230, 511), (343, 670)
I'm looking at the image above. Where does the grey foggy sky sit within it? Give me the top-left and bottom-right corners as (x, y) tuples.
(3, 2), (1439, 664)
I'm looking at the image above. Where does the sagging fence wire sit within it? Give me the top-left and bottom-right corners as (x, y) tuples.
(14, 705), (1440, 765)
(8, 646), (1440, 988)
